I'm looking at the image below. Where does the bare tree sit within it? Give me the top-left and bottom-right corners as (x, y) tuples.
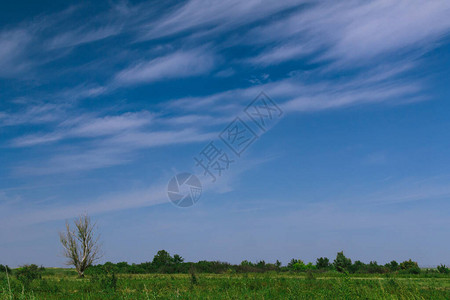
(59, 213), (102, 277)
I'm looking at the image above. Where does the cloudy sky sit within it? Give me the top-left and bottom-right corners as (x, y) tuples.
(1, 0), (450, 267)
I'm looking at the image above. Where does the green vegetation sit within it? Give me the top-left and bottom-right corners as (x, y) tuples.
(81, 250), (438, 276)
(1, 251), (449, 299)
(1, 271), (449, 299)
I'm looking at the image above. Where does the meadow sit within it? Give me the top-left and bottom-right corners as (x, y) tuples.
(1, 269), (450, 299)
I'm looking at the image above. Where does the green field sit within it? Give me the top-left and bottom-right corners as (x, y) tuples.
(2, 270), (450, 299)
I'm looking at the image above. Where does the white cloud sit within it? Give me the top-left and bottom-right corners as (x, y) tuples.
(0, 183), (168, 227)
(320, 1), (450, 62)
(0, 103), (68, 127)
(10, 111), (154, 147)
(243, 1), (450, 66)
(0, 29), (33, 77)
(47, 25), (121, 49)
(140, 0), (304, 40)
(13, 128), (215, 175)
(247, 42), (317, 66)
(103, 128), (215, 149)
(115, 49), (217, 84)
(282, 81), (422, 112)
(167, 59), (422, 114)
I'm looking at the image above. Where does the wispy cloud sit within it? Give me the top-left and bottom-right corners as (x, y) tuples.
(360, 175), (450, 205)
(114, 48), (217, 85)
(0, 102), (69, 127)
(13, 127), (215, 175)
(0, 29), (33, 77)
(140, 0), (303, 40)
(247, 42), (317, 66)
(243, 1), (450, 66)
(10, 111), (153, 147)
(167, 59), (423, 115)
(47, 25), (121, 49)
(0, 182), (168, 227)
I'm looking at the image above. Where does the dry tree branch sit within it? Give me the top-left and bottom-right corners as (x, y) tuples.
(59, 213), (102, 277)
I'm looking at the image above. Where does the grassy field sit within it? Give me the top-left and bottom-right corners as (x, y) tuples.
(1, 270), (450, 299)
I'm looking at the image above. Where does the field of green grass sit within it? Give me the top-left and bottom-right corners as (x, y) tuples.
(1, 269), (450, 299)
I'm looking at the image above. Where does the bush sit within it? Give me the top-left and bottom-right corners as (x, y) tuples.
(89, 266), (117, 291)
(316, 257), (330, 270)
(15, 264), (43, 289)
(288, 259), (307, 271)
(366, 261), (388, 274)
(0, 264), (11, 274)
(152, 250), (173, 267)
(189, 266), (198, 285)
(385, 260), (399, 272)
(437, 264), (449, 274)
(306, 269), (316, 280)
(333, 252), (352, 273)
(349, 260), (365, 273)
(397, 259), (420, 274)
(399, 259), (419, 270)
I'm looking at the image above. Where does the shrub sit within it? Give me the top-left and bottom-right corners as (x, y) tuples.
(437, 264), (449, 274)
(406, 266), (421, 274)
(173, 254), (184, 264)
(316, 257), (330, 270)
(349, 260), (365, 273)
(152, 250), (173, 268)
(189, 266), (198, 285)
(365, 261), (387, 274)
(240, 260), (253, 267)
(399, 259), (418, 270)
(333, 252), (352, 273)
(89, 266), (117, 291)
(0, 264), (11, 274)
(288, 259), (307, 271)
(306, 269), (316, 280)
(15, 264), (43, 289)
(385, 260), (399, 272)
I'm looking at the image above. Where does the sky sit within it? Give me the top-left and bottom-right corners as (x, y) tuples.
(1, 0), (450, 268)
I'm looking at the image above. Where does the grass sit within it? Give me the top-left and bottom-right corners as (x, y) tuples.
(1, 270), (449, 299)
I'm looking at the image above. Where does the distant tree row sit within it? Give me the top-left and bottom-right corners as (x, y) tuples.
(52, 214), (449, 277)
(82, 250), (449, 275)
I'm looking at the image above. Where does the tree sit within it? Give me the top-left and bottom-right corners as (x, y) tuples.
(287, 259), (300, 269)
(316, 257), (330, 269)
(287, 259), (307, 271)
(173, 254), (184, 264)
(333, 251), (352, 272)
(399, 259), (418, 270)
(152, 250), (173, 267)
(0, 264), (11, 274)
(437, 264), (449, 274)
(275, 260), (282, 268)
(59, 213), (102, 277)
(350, 260), (366, 273)
(386, 260), (399, 271)
(399, 259), (420, 274)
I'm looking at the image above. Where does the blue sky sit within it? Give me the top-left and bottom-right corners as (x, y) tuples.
(1, 0), (450, 267)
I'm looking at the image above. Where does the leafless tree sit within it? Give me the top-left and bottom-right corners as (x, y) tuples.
(59, 213), (102, 277)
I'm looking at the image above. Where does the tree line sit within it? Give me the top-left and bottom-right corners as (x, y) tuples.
(81, 250), (449, 275)
(4, 214), (448, 280)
